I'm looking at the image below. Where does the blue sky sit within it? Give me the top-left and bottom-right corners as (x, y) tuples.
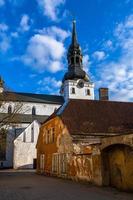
(0, 0), (133, 101)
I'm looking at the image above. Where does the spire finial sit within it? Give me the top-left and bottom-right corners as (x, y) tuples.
(72, 20), (78, 46)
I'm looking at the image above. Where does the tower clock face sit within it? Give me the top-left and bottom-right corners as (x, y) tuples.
(77, 80), (84, 88)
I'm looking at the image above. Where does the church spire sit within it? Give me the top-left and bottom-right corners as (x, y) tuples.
(72, 20), (78, 46)
(62, 21), (90, 82)
(60, 21), (94, 101)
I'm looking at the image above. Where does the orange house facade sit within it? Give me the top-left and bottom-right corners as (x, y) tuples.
(36, 115), (97, 182)
(36, 99), (133, 191)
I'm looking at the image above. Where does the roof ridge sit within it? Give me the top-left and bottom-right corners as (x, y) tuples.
(6, 91), (62, 97)
(69, 99), (133, 104)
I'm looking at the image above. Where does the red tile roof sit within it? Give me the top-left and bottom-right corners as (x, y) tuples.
(59, 99), (133, 135)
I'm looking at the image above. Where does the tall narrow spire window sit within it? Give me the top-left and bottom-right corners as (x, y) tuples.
(71, 57), (74, 65)
(76, 57), (79, 64)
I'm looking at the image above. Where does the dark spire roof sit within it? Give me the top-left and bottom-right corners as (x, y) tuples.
(62, 21), (90, 82)
(72, 20), (78, 46)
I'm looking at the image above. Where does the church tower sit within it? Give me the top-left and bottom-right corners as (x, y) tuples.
(60, 21), (94, 101)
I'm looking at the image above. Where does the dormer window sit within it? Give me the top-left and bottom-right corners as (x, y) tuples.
(8, 105), (12, 114)
(71, 87), (75, 94)
(32, 107), (36, 115)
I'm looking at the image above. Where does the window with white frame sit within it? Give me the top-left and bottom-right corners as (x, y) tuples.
(52, 153), (59, 173)
(45, 128), (55, 144)
(40, 154), (45, 171)
(61, 154), (67, 174)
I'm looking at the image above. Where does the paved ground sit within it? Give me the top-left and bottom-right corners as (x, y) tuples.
(0, 170), (133, 200)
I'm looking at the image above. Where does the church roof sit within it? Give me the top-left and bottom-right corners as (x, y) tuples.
(0, 113), (49, 124)
(50, 99), (133, 136)
(0, 91), (64, 104)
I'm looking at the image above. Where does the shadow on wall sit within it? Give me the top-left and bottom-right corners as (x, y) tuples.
(101, 144), (133, 192)
(17, 164), (33, 169)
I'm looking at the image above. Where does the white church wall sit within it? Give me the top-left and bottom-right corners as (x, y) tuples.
(13, 120), (40, 169)
(0, 101), (61, 116)
(0, 128), (15, 168)
(0, 123), (29, 168)
(0, 99), (61, 169)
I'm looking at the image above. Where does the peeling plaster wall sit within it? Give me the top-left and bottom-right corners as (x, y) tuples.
(37, 118), (133, 191)
(69, 154), (93, 182)
(37, 117), (95, 182)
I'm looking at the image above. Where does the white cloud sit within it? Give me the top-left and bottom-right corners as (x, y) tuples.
(37, 76), (61, 94)
(0, 23), (10, 52)
(83, 54), (90, 73)
(38, 26), (70, 41)
(93, 51), (106, 61)
(19, 14), (30, 32)
(0, 0), (5, 6)
(22, 26), (69, 73)
(104, 40), (113, 49)
(11, 32), (19, 38)
(0, 23), (8, 32)
(0, 35), (10, 52)
(97, 15), (133, 102)
(37, 0), (65, 21)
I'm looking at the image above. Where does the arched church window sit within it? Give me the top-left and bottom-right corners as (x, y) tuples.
(71, 87), (75, 94)
(8, 105), (12, 114)
(32, 107), (36, 115)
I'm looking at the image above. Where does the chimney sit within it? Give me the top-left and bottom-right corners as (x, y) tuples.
(99, 88), (109, 101)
